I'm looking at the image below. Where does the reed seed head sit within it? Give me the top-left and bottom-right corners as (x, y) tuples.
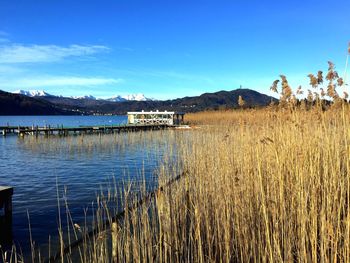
(337, 78), (344, 86)
(270, 80), (279, 93)
(317, 71), (323, 84)
(296, 85), (303, 95)
(238, 95), (245, 107)
(308, 74), (318, 88)
(307, 89), (314, 102)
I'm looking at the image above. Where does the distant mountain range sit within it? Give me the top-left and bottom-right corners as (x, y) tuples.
(12, 90), (151, 102)
(0, 90), (73, 115)
(106, 94), (151, 102)
(0, 88), (277, 115)
(13, 90), (54, 97)
(71, 95), (98, 100)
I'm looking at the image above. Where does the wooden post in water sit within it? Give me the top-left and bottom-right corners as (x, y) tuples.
(0, 186), (14, 246)
(18, 126), (24, 137)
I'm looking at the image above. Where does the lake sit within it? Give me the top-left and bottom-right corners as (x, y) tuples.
(0, 115), (128, 127)
(0, 116), (178, 260)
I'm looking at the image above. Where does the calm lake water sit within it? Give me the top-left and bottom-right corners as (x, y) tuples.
(0, 116), (178, 259)
(0, 115), (128, 127)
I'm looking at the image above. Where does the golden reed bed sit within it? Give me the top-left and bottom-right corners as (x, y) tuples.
(5, 107), (350, 263)
(87, 104), (350, 262)
(5, 61), (350, 262)
(153, 106), (350, 262)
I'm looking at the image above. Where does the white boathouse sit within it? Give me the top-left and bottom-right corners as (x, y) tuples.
(127, 111), (185, 125)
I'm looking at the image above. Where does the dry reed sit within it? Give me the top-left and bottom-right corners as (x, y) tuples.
(40, 105), (350, 262)
(3, 61), (350, 262)
(5, 106), (350, 262)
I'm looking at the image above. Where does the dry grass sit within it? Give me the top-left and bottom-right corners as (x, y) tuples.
(4, 100), (350, 261)
(173, 106), (350, 262)
(51, 105), (350, 262)
(99, 105), (350, 262)
(184, 108), (274, 125)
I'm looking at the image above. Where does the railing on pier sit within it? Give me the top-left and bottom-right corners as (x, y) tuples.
(0, 124), (173, 137)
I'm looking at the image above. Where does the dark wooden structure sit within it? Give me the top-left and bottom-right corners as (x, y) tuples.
(0, 124), (172, 137)
(0, 186), (14, 246)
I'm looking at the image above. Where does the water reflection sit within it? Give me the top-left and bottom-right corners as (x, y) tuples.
(0, 127), (182, 259)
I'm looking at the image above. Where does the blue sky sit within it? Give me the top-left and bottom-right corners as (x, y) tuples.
(0, 0), (349, 99)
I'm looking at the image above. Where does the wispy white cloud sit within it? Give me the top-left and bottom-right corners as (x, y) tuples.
(0, 44), (109, 63)
(0, 76), (123, 88)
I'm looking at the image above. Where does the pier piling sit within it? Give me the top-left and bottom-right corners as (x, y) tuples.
(0, 186), (14, 246)
(0, 124), (175, 137)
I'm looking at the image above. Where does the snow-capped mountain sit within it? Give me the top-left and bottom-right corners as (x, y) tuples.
(12, 90), (152, 101)
(71, 95), (97, 100)
(105, 95), (126, 102)
(13, 90), (53, 97)
(107, 93), (150, 102)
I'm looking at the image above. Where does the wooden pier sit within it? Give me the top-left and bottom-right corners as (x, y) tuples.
(0, 124), (171, 137)
(0, 186), (13, 246)
(0, 186), (13, 217)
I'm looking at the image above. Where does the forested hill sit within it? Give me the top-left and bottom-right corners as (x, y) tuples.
(0, 89), (277, 115)
(0, 90), (75, 115)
